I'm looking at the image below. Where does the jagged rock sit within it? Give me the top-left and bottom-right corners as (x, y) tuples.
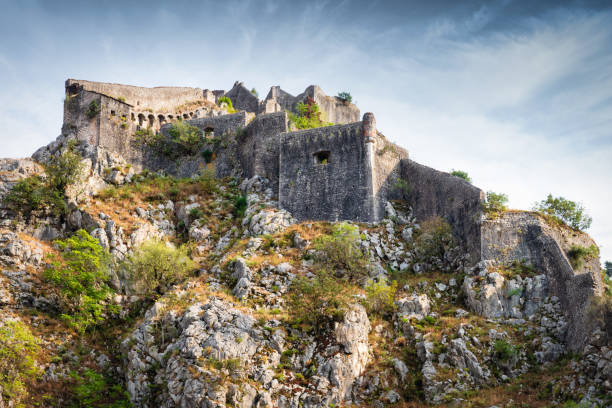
(446, 338), (489, 383)
(188, 220), (210, 242)
(396, 294), (430, 320)
(124, 295), (371, 408)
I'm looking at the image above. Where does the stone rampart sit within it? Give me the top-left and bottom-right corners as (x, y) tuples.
(239, 112), (288, 190)
(481, 211), (604, 351)
(185, 112), (249, 138)
(66, 79), (206, 112)
(279, 122), (375, 222)
(399, 159), (484, 261)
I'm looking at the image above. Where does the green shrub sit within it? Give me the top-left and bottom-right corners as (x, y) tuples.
(233, 195), (248, 218)
(567, 244), (599, 269)
(3, 148), (83, 218)
(287, 271), (350, 333)
(533, 194), (592, 231)
(44, 230), (117, 333)
(168, 121), (204, 156)
(189, 207), (204, 220)
(313, 223), (369, 282)
(45, 147), (83, 191)
(483, 191), (508, 216)
(493, 339), (517, 361)
(251, 88), (258, 98)
(0, 320), (40, 405)
(288, 101), (333, 130)
(364, 277), (397, 317)
(68, 368), (132, 408)
(120, 240), (195, 298)
(202, 149), (213, 163)
(337, 91), (352, 103)
(450, 169), (471, 183)
(414, 216), (455, 263)
(217, 96), (236, 113)
(2, 175), (66, 218)
(86, 100), (101, 119)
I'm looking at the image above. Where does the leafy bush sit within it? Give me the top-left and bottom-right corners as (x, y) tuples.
(3, 175), (66, 218)
(337, 91), (352, 103)
(233, 195), (248, 217)
(168, 121), (204, 156)
(493, 339), (517, 361)
(3, 148), (83, 218)
(450, 169), (471, 183)
(251, 88), (258, 98)
(566, 244), (599, 269)
(44, 230), (116, 333)
(533, 194), (592, 231)
(287, 271), (350, 333)
(483, 191), (508, 215)
(364, 277), (397, 317)
(217, 96), (236, 113)
(288, 100), (333, 130)
(202, 149), (213, 163)
(0, 320), (40, 405)
(68, 368), (132, 408)
(86, 100), (101, 119)
(414, 216), (455, 263)
(313, 223), (369, 282)
(120, 240), (195, 298)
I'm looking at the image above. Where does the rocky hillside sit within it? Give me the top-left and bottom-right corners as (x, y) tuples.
(0, 135), (610, 407)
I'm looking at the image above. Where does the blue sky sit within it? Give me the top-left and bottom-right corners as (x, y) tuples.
(1, 0), (611, 263)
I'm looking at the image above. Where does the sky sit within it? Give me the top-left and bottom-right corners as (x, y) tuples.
(0, 0), (611, 264)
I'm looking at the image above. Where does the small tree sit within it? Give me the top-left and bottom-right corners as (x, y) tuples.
(287, 271), (350, 333)
(121, 240), (195, 298)
(313, 222), (369, 282)
(364, 277), (397, 317)
(450, 169), (471, 183)
(251, 88), (259, 98)
(44, 147), (83, 191)
(86, 100), (100, 119)
(533, 194), (592, 231)
(168, 121), (204, 156)
(3, 147), (82, 218)
(337, 91), (352, 104)
(0, 320), (40, 405)
(44, 230), (116, 333)
(483, 191), (508, 215)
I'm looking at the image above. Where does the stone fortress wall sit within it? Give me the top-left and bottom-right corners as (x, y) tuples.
(59, 79), (603, 315)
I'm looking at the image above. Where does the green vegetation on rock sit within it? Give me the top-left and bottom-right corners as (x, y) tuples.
(533, 194), (593, 231)
(450, 169), (471, 183)
(0, 320), (40, 406)
(44, 229), (117, 333)
(3, 147), (83, 218)
(120, 240), (196, 298)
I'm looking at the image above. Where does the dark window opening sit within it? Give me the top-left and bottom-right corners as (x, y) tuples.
(110, 110), (116, 116)
(204, 127), (214, 138)
(314, 150), (330, 165)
